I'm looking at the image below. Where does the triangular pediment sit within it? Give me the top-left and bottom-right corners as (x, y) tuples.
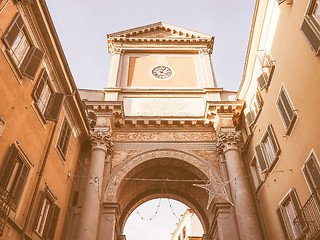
(107, 22), (213, 40)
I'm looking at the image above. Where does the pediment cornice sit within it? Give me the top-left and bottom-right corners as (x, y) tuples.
(107, 22), (214, 54)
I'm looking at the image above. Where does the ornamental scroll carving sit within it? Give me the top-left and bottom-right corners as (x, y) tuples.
(113, 132), (216, 142)
(191, 150), (220, 166)
(90, 130), (114, 154)
(104, 149), (215, 202)
(216, 130), (241, 155)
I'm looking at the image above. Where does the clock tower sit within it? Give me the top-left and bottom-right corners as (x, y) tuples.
(76, 22), (262, 240)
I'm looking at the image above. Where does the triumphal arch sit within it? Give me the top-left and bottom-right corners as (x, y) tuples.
(75, 22), (263, 240)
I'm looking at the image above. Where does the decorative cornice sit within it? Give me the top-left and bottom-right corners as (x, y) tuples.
(216, 130), (241, 155)
(90, 130), (114, 154)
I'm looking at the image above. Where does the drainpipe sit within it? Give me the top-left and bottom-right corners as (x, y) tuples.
(20, 120), (58, 240)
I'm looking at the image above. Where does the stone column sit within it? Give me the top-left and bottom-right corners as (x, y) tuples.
(98, 203), (120, 240)
(216, 129), (262, 240)
(77, 130), (113, 240)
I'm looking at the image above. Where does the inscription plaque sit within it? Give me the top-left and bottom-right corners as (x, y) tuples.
(124, 97), (205, 116)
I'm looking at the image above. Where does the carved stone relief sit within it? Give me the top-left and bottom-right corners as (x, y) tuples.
(111, 150), (140, 169)
(113, 131), (216, 142)
(104, 149), (216, 202)
(191, 150), (220, 166)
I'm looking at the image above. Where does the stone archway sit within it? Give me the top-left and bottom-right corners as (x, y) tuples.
(99, 149), (228, 240)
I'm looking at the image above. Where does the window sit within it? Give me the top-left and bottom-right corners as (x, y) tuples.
(34, 191), (60, 239)
(276, 85), (297, 134)
(254, 124), (280, 173)
(245, 90), (263, 126)
(0, 144), (30, 208)
(301, 0), (320, 55)
(303, 151), (320, 192)
(2, 13), (44, 79)
(277, 188), (306, 239)
(57, 119), (71, 158)
(33, 69), (53, 116)
(182, 226), (186, 239)
(256, 50), (275, 91)
(250, 156), (264, 189)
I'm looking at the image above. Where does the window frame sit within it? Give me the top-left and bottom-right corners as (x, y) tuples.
(302, 150), (320, 193)
(256, 50), (275, 91)
(301, 0), (320, 55)
(0, 143), (31, 209)
(56, 118), (71, 159)
(254, 124), (281, 173)
(244, 89), (263, 127)
(250, 156), (264, 190)
(2, 13), (44, 80)
(276, 84), (297, 135)
(32, 69), (54, 121)
(278, 188), (306, 239)
(34, 189), (60, 240)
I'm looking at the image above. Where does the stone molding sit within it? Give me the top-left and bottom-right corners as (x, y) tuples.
(90, 130), (114, 154)
(104, 149), (214, 202)
(216, 130), (241, 155)
(113, 131), (216, 142)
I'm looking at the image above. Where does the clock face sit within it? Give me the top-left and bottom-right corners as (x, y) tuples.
(151, 66), (173, 79)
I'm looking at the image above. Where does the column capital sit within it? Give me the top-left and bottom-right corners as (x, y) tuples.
(90, 130), (114, 154)
(216, 130), (241, 155)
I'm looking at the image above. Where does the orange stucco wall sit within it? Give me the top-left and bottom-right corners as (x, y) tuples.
(127, 56), (198, 88)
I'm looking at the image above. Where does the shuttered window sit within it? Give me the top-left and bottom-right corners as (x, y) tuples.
(245, 90), (263, 127)
(33, 69), (53, 116)
(276, 85), (297, 134)
(34, 191), (60, 239)
(256, 50), (275, 91)
(301, 0), (320, 55)
(57, 119), (71, 159)
(254, 124), (280, 173)
(278, 189), (306, 239)
(0, 144), (30, 208)
(250, 156), (264, 189)
(303, 152), (320, 191)
(44, 92), (64, 122)
(2, 13), (44, 79)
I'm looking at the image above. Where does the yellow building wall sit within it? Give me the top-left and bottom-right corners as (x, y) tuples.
(0, 1), (86, 239)
(241, 0), (320, 238)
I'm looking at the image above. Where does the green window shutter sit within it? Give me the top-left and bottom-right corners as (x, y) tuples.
(3, 13), (25, 49)
(276, 97), (290, 128)
(44, 93), (64, 122)
(47, 204), (60, 240)
(0, 145), (18, 189)
(21, 46), (45, 80)
(267, 124), (280, 156)
(280, 89), (294, 121)
(245, 110), (254, 126)
(277, 207), (290, 240)
(257, 73), (267, 91)
(33, 192), (45, 231)
(32, 69), (48, 101)
(255, 91), (263, 109)
(255, 144), (268, 172)
(11, 160), (29, 207)
(301, 17), (320, 56)
(305, 155), (320, 191)
(290, 189), (306, 234)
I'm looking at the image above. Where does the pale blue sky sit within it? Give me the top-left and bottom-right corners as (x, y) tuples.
(46, 0), (256, 91)
(45, 1), (256, 239)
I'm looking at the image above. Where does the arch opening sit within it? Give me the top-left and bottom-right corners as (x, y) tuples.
(124, 198), (204, 240)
